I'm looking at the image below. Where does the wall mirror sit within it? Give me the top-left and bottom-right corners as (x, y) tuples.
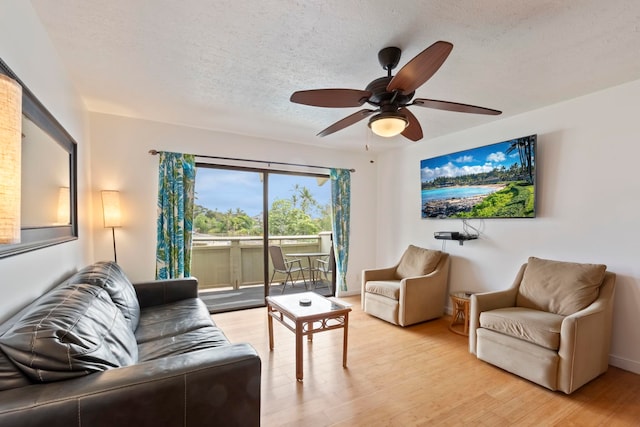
(0, 58), (78, 259)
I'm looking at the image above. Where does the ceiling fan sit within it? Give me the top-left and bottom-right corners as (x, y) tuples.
(290, 41), (502, 142)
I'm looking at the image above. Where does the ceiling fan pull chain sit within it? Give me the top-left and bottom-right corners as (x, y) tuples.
(389, 90), (399, 105)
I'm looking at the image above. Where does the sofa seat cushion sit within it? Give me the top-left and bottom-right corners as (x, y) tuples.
(394, 245), (442, 279)
(479, 307), (564, 350)
(135, 298), (214, 344)
(365, 280), (400, 301)
(516, 257), (606, 316)
(67, 261), (141, 330)
(138, 325), (230, 362)
(0, 283), (138, 382)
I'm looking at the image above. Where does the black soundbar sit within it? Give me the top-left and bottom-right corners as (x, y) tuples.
(434, 231), (460, 239)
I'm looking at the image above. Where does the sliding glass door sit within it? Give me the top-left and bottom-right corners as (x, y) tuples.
(192, 165), (332, 313)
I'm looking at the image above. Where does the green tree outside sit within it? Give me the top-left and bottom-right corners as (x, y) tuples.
(193, 185), (331, 236)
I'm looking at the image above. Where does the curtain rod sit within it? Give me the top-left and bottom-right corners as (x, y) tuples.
(148, 150), (355, 172)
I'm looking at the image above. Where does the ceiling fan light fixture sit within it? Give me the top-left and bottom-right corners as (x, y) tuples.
(368, 112), (408, 138)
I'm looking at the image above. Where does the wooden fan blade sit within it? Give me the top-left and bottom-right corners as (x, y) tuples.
(399, 108), (423, 142)
(317, 109), (377, 137)
(387, 41), (453, 95)
(290, 89), (372, 108)
(412, 98), (502, 115)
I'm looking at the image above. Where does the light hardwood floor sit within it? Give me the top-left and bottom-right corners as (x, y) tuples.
(212, 295), (640, 426)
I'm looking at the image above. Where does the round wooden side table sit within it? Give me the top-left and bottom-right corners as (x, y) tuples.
(449, 291), (473, 336)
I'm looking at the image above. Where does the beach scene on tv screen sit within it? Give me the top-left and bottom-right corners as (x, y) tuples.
(421, 135), (536, 219)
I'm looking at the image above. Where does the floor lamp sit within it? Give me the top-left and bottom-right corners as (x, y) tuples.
(101, 190), (121, 263)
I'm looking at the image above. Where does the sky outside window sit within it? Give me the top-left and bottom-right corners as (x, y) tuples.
(195, 168), (330, 218)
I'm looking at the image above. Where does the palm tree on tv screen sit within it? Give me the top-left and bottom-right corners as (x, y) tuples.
(506, 136), (535, 183)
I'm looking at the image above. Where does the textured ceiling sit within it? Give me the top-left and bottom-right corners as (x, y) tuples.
(30, 0), (640, 151)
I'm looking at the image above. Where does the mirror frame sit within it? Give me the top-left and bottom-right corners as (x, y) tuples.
(0, 58), (78, 259)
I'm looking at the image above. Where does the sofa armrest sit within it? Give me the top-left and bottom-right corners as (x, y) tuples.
(0, 343), (261, 427)
(557, 272), (616, 394)
(468, 264), (525, 354)
(133, 277), (199, 308)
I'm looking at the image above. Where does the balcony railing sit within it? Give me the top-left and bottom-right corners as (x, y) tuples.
(191, 231), (332, 291)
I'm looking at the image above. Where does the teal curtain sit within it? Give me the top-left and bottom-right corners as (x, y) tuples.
(330, 168), (351, 292)
(156, 151), (196, 279)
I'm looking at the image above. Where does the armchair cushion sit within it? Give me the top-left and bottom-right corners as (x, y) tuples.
(516, 257), (606, 315)
(364, 280), (400, 300)
(479, 307), (564, 350)
(394, 245), (441, 279)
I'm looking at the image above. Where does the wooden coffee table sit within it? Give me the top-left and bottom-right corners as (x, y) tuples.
(266, 291), (351, 382)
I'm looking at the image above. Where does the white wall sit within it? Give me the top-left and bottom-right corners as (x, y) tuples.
(88, 113), (377, 293)
(375, 79), (640, 374)
(0, 1), (93, 321)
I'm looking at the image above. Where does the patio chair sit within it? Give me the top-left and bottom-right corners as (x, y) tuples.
(314, 246), (334, 289)
(268, 245), (307, 293)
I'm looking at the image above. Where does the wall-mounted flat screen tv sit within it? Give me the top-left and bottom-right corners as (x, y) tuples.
(421, 134), (536, 219)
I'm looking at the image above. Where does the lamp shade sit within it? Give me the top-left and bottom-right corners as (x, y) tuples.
(101, 190), (121, 228)
(0, 74), (22, 244)
(368, 112), (408, 138)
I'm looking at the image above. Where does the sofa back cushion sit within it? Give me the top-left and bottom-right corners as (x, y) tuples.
(67, 261), (140, 330)
(0, 283), (138, 383)
(394, 245), (442, 279)
(516, 257), (607, 315)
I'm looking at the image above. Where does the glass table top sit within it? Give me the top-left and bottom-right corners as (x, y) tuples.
(267, 291), (351, 318)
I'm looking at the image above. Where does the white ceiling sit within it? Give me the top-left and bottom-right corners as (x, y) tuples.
(30, 0), (640, 151)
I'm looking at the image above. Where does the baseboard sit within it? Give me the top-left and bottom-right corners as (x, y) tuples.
(337, 289), (361, 297)
(609, 354), (640, 375)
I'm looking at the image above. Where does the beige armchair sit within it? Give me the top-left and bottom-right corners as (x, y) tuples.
(362, 245), (450, 326)
(469, 257), (616, 394)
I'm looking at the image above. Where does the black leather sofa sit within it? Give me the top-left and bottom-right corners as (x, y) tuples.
(0, 262), (261, 426)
